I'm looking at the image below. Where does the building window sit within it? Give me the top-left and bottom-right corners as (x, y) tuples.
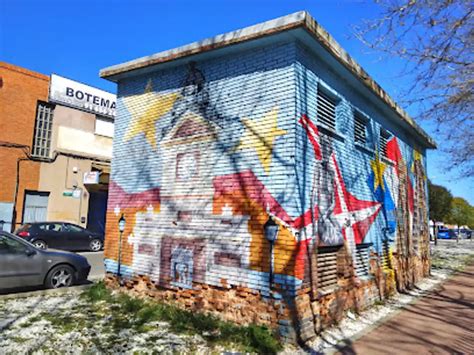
(32, 102), (54, 158)
(95, 115), (114, 138)
(316, 87), (338, 131)
(379, 129), (390, 158)
(354, 112), (368, 144)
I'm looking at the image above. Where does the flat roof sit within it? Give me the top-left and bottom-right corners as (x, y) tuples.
(100, 11), (436, 149)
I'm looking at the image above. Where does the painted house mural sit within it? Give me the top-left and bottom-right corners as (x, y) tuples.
(101, 12), (435, 341)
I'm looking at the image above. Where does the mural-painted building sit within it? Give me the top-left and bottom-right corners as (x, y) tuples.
(100, 12), (436, 342)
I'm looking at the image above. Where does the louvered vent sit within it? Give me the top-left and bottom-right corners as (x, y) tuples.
(317, 89), (337, 130)
(355, 243), (372, 277)
(354, 113), (367, 144)
(317, 246), (340, 290)
(380, 130), (390, 157)
(380, 241), (392, 270)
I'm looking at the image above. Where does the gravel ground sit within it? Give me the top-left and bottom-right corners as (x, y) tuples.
(1, 240), (472, 354)
(0, 292), (210, 354)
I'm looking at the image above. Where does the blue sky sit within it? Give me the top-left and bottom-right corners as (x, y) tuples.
(1, 0), (472, 203)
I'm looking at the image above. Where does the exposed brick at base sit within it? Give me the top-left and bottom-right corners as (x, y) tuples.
(104, 246), (430, 343)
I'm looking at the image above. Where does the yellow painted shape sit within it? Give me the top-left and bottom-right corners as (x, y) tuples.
(370, 153), (387, 191)
(273, 226), (297, 275)
(123, 80), (179, 148)
(234, 107), (287, 174)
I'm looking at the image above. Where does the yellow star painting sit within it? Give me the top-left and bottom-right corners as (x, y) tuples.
(235, 107), (287, 174)
(123, 79), (179, 148)
(412, 149), (426, 179)
(370, 153), (387, 191)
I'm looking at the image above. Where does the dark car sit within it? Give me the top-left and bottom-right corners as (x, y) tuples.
(0, 231), (91, 290)
(15, 222), (104, 252)
(459, 228), (472, 239)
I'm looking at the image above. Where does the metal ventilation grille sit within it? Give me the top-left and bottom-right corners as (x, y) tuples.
(380, 241), (392, 270)
(355, 243), (371, 277)
(317, 246), (340, 290)
(380, 130), (390, 157)
(317, 89), (337, 130)
(354, 114), (367, 144)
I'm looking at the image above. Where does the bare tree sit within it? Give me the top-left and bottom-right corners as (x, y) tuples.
(355, 0), (473, 176)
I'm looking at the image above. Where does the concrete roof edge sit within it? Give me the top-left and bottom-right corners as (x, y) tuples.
(100, 11), (436, 149)
(99, 11), (307, 79)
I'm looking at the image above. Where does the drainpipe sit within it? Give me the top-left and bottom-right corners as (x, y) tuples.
(11, 157), (29, 232)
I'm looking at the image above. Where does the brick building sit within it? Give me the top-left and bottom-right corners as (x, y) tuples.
(100, 12), (436, 342)
(0, 62), (116, 236)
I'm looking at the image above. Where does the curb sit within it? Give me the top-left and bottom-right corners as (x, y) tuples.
(0, 283), (94, 301)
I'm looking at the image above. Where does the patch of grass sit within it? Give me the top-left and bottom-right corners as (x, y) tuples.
(10, 336), (29, 344)
(82, 281), (113, 302)
(373, 299), (386, 306)
(82, 283), (282, 354)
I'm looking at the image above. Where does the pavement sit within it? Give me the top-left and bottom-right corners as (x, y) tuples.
(335, 263), (474, 354)
(78, 251), (105, 280)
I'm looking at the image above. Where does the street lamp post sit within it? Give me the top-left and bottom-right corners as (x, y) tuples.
(117, 214), (126, 278)
(264, 217), (279, 289)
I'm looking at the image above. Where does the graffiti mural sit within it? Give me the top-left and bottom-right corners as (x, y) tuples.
(104, 54), (430, 296)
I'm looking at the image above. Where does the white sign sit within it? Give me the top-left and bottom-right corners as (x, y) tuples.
(83, 171), (100, 184)
(49, 74), (116, 118)
(72, 189), (82, 199)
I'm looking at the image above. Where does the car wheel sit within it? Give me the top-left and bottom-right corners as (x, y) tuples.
(45, 265), (75, 289)
(33, 240), (48, 249)
(89, 239), (102, 252)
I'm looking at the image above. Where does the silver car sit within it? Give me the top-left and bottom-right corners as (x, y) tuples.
(0, 231), (91, 290)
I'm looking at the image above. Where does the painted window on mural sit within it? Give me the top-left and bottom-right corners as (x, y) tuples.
(354, 112), (368, 145)
(32, 101), (54, 158)
(316, 87), (338, 131)
(170, 246), (193, 289)
(175, 152), (200, 181)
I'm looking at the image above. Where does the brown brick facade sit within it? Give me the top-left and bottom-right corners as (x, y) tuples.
(0, 62), (49, 230)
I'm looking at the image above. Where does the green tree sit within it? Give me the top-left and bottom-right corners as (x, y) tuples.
(428, 180), (453, 222)
(446, 197), (474, 228)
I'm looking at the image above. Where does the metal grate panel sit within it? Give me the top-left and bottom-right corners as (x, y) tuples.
(355, 243), (371, 277)
(317, 89), (337, 130)
(380, 129), (390, 158)
(380, 241), (392, 270)
(354, 113), (367, 144)
(317, 246), (340, 290)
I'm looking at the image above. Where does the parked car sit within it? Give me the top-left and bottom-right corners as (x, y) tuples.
(15, 222), (104, 252)
(459, 228), (472, 239)
(437, 228), (458, 239)
(0, 231), (90, 290)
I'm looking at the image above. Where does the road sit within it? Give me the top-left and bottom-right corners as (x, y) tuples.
(78, 251), (105, 280)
